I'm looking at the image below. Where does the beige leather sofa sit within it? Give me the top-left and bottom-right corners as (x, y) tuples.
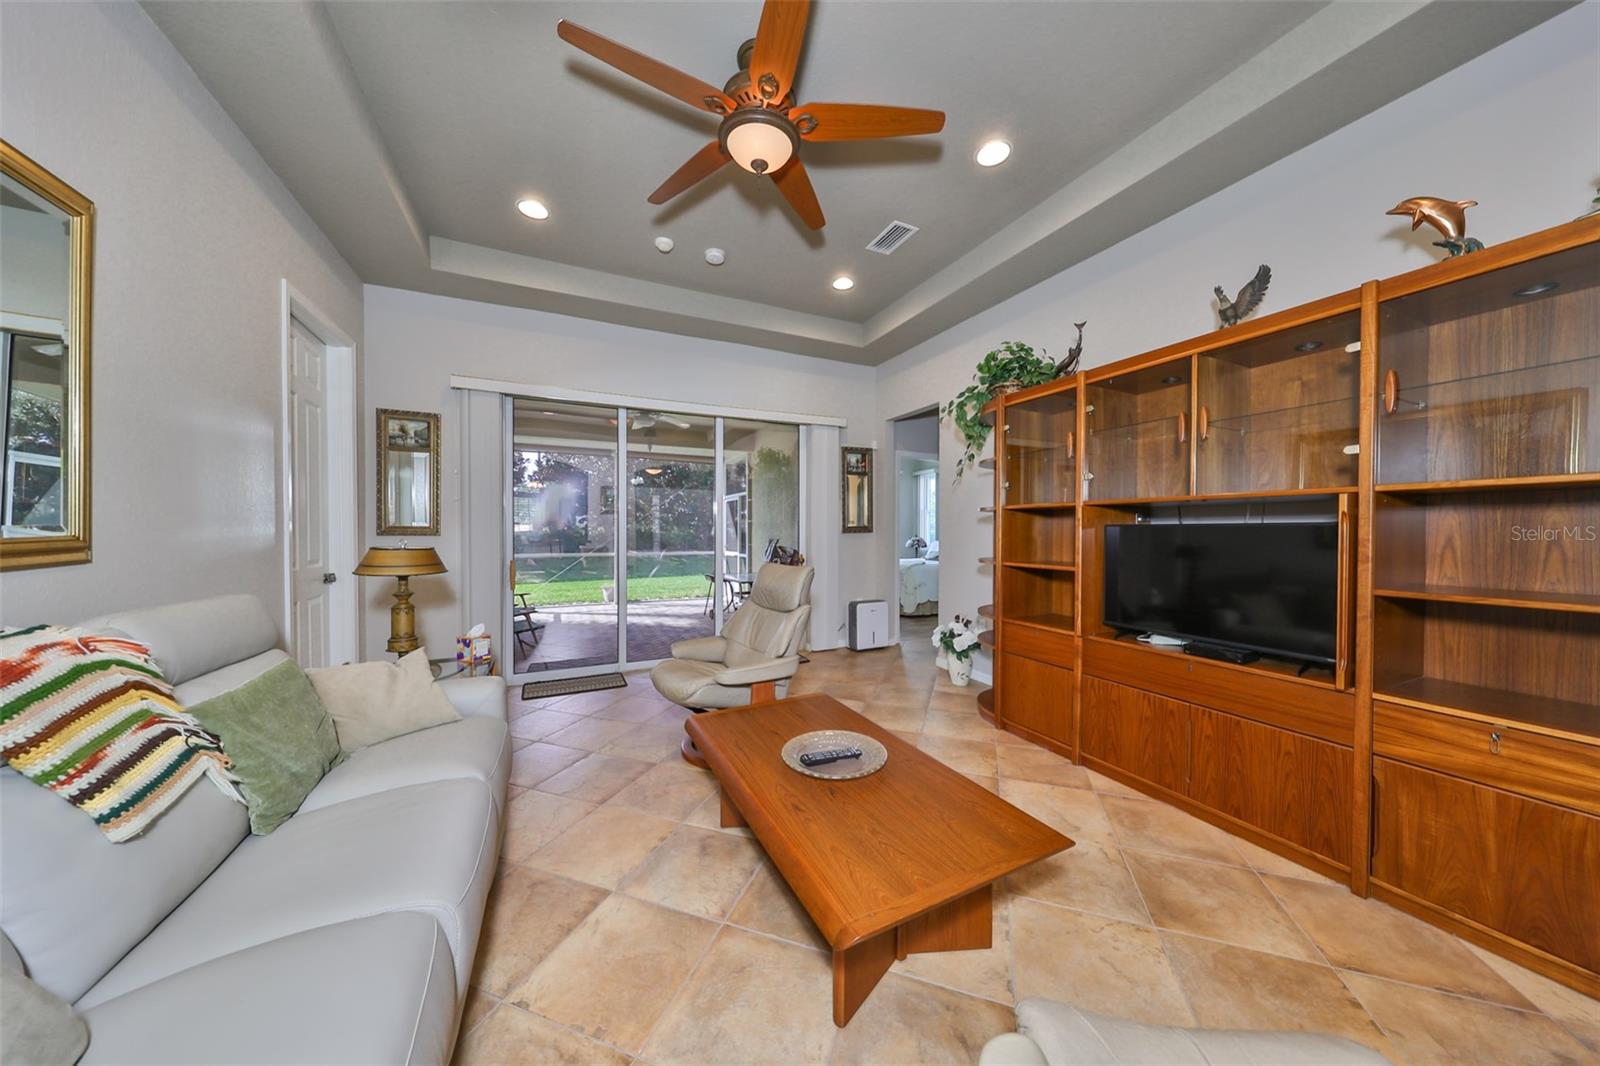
(981, 999), (1390, 1065)
(0, 595), (509, 1065)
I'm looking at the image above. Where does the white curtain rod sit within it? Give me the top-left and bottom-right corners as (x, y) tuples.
(449, 374), (848, 428)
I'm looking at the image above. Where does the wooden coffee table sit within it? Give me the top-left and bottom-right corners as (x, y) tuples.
(685, 694), (1073, 1026)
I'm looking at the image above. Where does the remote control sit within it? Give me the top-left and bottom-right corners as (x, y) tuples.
(798, 747), (863, 767)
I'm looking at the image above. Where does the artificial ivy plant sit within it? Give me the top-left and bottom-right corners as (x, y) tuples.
(941, 340), (1059, 478)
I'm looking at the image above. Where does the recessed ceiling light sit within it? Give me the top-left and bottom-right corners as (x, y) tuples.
(516, 198), (549, 220)
(975, 139), (1011, 167)
(1513, 281), (1559, 297)
(653, 236), (674, 253)
(705, 248), (725, 266)
(832, 276), (855, 291)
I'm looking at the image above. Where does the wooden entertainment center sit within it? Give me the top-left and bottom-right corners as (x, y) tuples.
(978, 217), (1599, 998)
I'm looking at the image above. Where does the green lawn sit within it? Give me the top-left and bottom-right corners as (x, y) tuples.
(516, 573), (707, 606)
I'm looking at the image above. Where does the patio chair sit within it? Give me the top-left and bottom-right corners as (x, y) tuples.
(650, 563), (813, 765)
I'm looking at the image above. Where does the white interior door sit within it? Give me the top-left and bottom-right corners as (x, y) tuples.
(289, 319), (332, 666)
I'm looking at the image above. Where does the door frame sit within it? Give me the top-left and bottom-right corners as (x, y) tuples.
(279, 280), (358, 664)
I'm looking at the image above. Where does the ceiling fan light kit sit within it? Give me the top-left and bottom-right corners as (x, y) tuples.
(556, 1), (945, 231)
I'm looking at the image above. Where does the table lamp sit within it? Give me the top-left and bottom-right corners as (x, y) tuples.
(354, 545), (447, 655)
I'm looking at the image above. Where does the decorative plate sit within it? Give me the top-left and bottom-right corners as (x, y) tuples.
(781, 730), (888, 780)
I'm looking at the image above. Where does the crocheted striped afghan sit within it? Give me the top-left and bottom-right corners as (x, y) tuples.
(0, 625), (240, 842)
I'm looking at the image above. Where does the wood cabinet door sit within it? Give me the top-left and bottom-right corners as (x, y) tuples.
(999, 651), (1074, 745)
(1373, 758), (1600, 974)
(1190, 706), (1353, 866)
(1080, 676), (1191, 793)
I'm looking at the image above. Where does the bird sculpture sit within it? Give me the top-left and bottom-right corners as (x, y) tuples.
(1055, 321), (1086, 376)
(1388, 197), (1483, 257)
(1215, 265), (1271, 329)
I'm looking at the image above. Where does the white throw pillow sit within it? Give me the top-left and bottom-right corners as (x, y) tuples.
(306, 649), (461, 752)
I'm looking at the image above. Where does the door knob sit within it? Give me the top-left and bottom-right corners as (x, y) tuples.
(322, 572), (337, 584)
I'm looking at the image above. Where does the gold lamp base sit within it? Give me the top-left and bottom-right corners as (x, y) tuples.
(385, 575), (421, 655)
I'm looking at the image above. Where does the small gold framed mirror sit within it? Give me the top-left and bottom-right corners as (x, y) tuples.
(0, 140), (93, 571)
(376, 408), (441, 536)
(841, 446), (873, 533)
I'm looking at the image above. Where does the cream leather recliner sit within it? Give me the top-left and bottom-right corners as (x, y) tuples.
(650, 563), (814, 711)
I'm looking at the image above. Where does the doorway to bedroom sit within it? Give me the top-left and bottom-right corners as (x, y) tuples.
(892, 408), (940, 624)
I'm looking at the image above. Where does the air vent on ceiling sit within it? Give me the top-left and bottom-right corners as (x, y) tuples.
(866, 220), (919, 255)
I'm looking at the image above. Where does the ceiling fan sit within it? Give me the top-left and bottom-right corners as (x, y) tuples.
(556, 0), (944, 229)
(630, 411), (694, 431)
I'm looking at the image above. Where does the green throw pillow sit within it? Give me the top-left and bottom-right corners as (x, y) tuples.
(187, 659), (344, 834)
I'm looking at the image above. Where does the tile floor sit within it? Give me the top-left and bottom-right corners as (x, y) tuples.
(459, 620), (1600, 1065)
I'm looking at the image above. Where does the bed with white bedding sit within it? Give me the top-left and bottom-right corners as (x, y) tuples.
(898, 557), (940, 616)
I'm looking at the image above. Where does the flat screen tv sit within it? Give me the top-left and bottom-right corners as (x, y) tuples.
(1103, 522), (1339, 665)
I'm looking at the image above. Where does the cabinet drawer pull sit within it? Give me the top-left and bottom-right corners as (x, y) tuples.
(1197, 405), (1209, 442)
(1065, 430), (1075, 461)
(1383, 369), (1399, 415)
(1489, 730), (1502, 755)
(1176, 411), (1187, 445)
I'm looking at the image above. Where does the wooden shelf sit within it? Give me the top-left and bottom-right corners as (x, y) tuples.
(1083, 487), (1355, 507)
(1377, 677), (1599, 745)
(978, 556), (995, 566)
(978, 457), (996, 470)
(1375, 584), (1600, 616)
(977, 630), (997, 650)
(1002, 561), (1075, 572)
(977, 604), (995, 619)
(979, 506), (996, 514)
(1003, 501), (1076, 511)
(1377, 473), (1600, 495)
(1009, 613), (1075, 635)
(1082, 634), (1339, 690)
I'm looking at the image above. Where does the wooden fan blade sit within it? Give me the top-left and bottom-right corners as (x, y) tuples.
(557, 20), (735, 114)
(648, 141), (731, 204)
(789, 102), (945, 141)
(771, 157), (824, 229)
(750, 0), (810, 105)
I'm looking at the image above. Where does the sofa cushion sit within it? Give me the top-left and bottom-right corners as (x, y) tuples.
(80, 595), (278, 688)
(172, 650), (290, 707)
(0, 765), (248, 1005)
(298, 715), (510, 815)
(307, 650), (461, 752)
(76, 777), (497, 1008)
(1, 930), (89, 1066)
(79, 912), (454, 1066)
(186, 659), (345, 835)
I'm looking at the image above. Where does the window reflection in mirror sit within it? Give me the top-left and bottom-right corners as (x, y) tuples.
(1, 159), (79, 553)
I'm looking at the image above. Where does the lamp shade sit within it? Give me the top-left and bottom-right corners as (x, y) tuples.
(354, 546), (447, 577)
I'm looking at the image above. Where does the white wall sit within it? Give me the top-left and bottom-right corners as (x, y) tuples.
(360, 286), (878, 660)
(872, 5), (1600, 682)
(0, 3), (363, 627)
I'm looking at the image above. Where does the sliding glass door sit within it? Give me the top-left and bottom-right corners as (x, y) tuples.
(508, 399), (800, 680)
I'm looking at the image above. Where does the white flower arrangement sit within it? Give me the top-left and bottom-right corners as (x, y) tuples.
(932, 615), (982, 662)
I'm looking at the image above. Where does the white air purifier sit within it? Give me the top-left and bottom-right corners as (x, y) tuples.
(847, 600), (890, 651)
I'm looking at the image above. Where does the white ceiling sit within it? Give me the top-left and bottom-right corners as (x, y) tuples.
(143, 1), (1570, 364)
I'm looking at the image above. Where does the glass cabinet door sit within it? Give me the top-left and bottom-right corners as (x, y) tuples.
(1377, 241), (1600, 487)
(1004, 386), (1076, 505)
(1085, 358), (1191, 500)
(1195, 311), (1361, 495)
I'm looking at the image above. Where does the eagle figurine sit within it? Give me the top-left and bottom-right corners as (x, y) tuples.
(1215, 265), (1271, 329)
(1388, 197), (1484, 257)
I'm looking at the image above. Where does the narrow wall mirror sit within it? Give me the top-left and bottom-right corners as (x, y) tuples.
(841, 446), (873, 533)
(377, 408), (440, 536)
(0, 140), (92, 571)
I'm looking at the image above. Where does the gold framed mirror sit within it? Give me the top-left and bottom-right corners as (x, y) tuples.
(376, 408), (441, 536)
(841, 446), (873, 533)
(0, 140), (93, 571)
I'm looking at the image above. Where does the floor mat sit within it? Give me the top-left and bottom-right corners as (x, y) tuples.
(521, 673), (628, 701)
